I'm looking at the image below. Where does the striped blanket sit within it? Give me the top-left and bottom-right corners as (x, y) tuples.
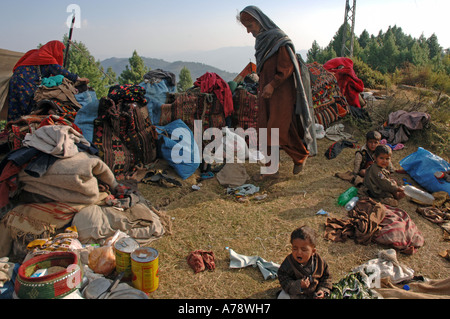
(325, 198), (424, 254)
(307, 62), (350, 129)
(4, 202), (86, 240)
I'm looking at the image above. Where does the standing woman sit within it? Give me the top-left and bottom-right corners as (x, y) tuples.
(238, 6), (316, 180)
(7, 40), (89, 121)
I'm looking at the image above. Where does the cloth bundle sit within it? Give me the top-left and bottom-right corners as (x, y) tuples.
(18, 151), (118, 205)
(93, 97), (158, 180)
(72, 202), (165, 245)
(352, 249), (415, 288)
(107, 84), (148, 106)
(33, 77), (82, 113)
(323, 57), (364, 109)
(187, 250), (215, 274)
(228, 248), (280, 280)
(324, 197), (424, 254)
(307, 61), (350, 128)
(194, 72), (233, 118)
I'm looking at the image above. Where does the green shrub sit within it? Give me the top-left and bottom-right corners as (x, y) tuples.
(352, 57), (389, 89)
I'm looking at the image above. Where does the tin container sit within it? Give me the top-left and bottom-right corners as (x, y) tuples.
(131, 247), (159, 293)
(114, 237), (139, 280)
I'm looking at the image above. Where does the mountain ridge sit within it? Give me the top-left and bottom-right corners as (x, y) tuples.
(100, 46), (308, 83)
(100, 56), (239, 83)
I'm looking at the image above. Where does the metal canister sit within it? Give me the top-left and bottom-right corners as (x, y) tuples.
(131, 247), (159, 293)
(114, 237), (139, 281)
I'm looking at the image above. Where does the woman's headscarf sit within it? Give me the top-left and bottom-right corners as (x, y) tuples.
(240, 5), (318, 156)
(13, 40), (65, 72)
(240, 5), (295, 73)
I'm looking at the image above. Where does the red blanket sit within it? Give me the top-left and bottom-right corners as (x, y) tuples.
(323, 57), (364, 108)
(194, 72), (234, 118)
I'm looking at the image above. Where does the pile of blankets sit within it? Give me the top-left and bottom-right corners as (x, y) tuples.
(0, 120), (167, 259)
(324, 197), (424, 254)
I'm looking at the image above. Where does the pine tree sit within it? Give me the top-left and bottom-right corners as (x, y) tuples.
(411, 36), (430, 66)
(63, 35), (116, 98)
(177, 66), (193, 92)
(307, 40), (322, 63)
(118, 50), (149, 85)
(379, 30), (400, 73)
(358, 30), (370, 49)
(427, 33), (442, 60)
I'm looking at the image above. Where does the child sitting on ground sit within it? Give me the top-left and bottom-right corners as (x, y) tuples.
(354, 131), (395, 177)
(336, 130), (394, 186)
(363, 144), (405, 206)
(277, 226), (332, 299)
(354, 130), (381, 178)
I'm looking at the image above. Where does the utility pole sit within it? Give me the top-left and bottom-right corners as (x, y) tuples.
(341, 0), (357, 57)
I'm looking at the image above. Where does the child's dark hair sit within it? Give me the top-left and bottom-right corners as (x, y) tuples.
(290, 226), (317, 247)
(374, 144), (392, 157)
(366, 130), (381, 141)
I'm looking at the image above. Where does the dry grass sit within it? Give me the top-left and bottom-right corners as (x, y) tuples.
(137, 89), (450, 299)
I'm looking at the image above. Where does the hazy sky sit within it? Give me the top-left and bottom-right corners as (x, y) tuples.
(1, 0), (449, 72)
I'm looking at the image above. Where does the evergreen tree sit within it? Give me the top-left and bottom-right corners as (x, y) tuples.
(177, 66), (193, 92)
(379, 30), (400, 73)
(358, 30), (370, 49)
(411, 36), (430, 66)
(427, 33), (442, 60)
(63, 35), (116, 98)
(307, 40), (322, 63)
(105, 67), (117, 87)
(318, 45), (337, 64)
(330, 23), (348, 56)
(118, 50), (149, 85)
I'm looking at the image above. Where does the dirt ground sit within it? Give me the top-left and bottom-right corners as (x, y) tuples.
(137, 120), (450, 299)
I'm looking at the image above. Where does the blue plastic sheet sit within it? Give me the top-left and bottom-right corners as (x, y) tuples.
(156, 119), (200, 180)
(74, 90), (99, 143)
(399, 147), (450, 195)
(140, 79), (176, 125)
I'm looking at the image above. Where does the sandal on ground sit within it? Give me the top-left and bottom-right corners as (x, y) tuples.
(201, 171), (215, 180)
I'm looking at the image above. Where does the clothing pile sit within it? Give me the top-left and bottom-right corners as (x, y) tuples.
(92, 85), (158, 181)
(380, 110), (431, 145)
(32, 76), (83, 121)
(324, 197), (424, 254)
(159, 72), (230, 137)
(0, 121), (167, 268)
(139, 69), (177, 125)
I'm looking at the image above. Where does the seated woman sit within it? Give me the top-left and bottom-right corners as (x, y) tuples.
(7, 40), (89, 121)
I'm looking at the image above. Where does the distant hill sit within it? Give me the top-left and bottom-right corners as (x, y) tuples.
(100, 57), (239, 83)
(100, 46), (308, 83)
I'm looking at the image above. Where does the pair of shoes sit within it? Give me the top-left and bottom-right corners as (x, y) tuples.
(252, 171), (280, 182)
(141, 169), (182, 188)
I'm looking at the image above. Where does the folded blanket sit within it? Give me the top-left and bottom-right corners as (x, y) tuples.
(22, 125), (91, 158)
(375, 277), (450, 299)
(72, 202), (165, 245)
(3, 202), (86, 241)
(18, 152), (118, 204)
